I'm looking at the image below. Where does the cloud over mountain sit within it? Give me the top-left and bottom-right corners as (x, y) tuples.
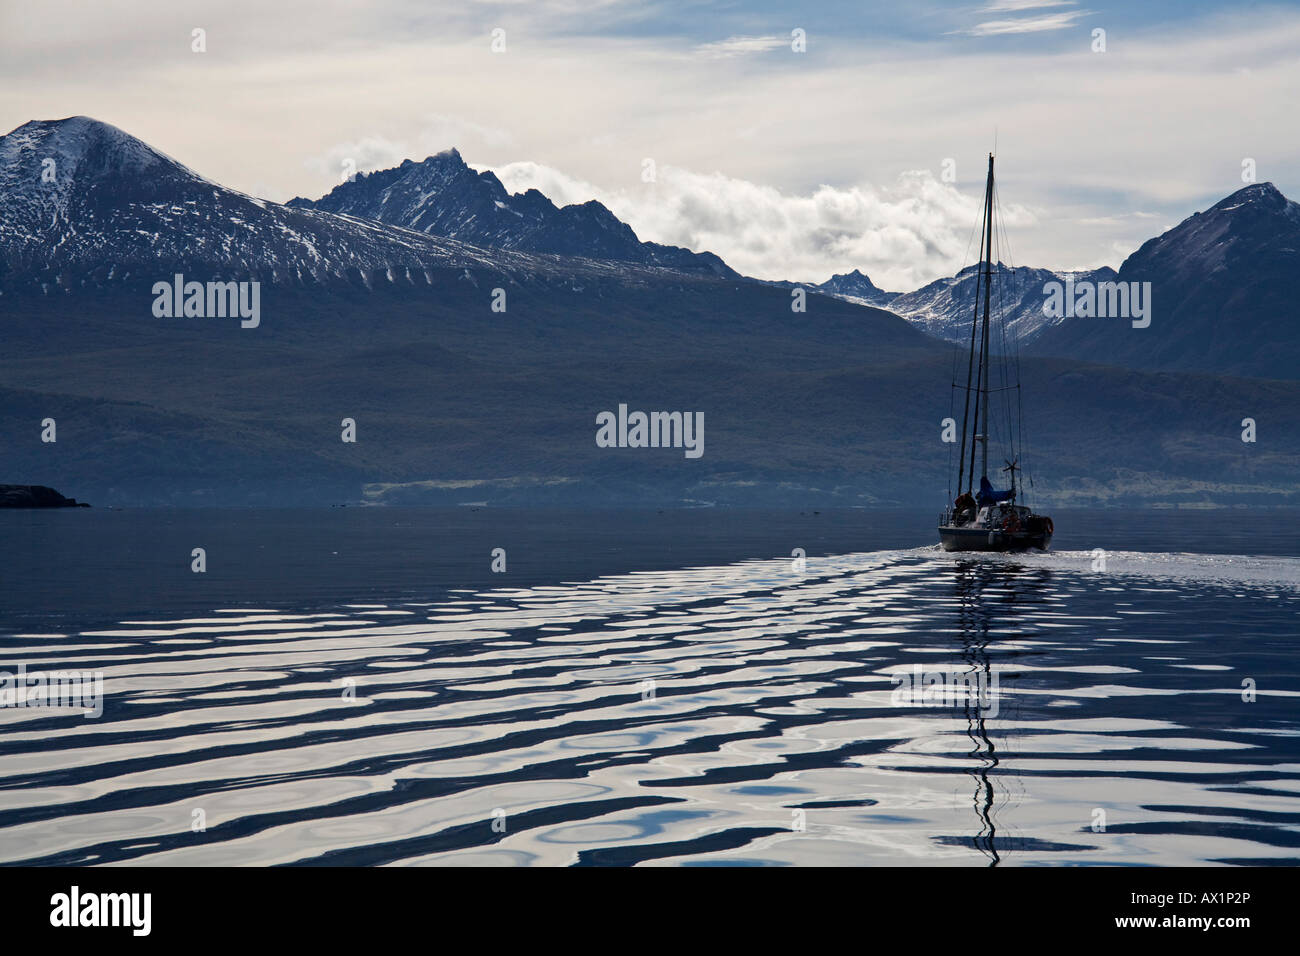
(490, 161), (1028, 289)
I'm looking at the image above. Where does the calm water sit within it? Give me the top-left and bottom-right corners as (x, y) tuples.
(0, 508), (1297, 866)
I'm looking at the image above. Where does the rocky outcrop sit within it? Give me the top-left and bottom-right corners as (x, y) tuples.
(0, 484), (90, 508)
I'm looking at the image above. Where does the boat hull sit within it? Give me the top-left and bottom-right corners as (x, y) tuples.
(938, 525), (1051, 553)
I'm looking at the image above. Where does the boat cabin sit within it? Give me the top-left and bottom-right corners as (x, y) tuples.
(972, 503), (1031, 529)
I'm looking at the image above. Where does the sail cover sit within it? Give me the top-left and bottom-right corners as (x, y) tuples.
(977, 476), (1014, 507)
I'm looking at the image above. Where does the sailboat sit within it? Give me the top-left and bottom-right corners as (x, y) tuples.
(938, 153), (1054, 553)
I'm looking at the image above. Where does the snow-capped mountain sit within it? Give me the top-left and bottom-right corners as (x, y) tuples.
(0, 116), (929, 363)
(781, 262), (1114, 347)
(884, 263), (1118, 346)
(2, 115), (1297, 508)
(288, 149), (735, 276)
(758, 268), (897, 308)
(1028, 182), (1300, 379)
(6, 116), (1297, 381)
(804, 182), (1300, 379)
(0, 116), (611, 294)
(815, 269), (899, 308)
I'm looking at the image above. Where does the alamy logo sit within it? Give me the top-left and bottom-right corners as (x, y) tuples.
(0, 664), (103, 718)
(50, 886), (151, 936)
(890, 664), (1000, 717)
(1042, 277), (1151, 328)
(152, 273), (261, 328)
(596, 404), (704, 459)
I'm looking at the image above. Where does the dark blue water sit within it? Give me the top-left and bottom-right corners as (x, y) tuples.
(0, 508), (1297, 865)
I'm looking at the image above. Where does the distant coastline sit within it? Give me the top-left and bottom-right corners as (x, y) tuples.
(0, 485), (90, 508)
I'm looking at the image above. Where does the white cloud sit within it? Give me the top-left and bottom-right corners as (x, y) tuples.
(3, 2), (1297, 282)
(306, 135), (409, 181)
(489, 160), (604, 207)
(966, 12), (1087, 36)
(694, 35), (787, 58)
(980, 0), (1076, 12)
(306, 114), (515, 182)
(489, 159), (1035, 289)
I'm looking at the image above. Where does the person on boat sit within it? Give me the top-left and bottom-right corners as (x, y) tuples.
(953, 492), (977, 525)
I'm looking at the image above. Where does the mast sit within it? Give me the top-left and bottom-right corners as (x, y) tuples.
(978, 154), (995, 485)
(955, 215), (982, 497)
(959, 154), (996, 498)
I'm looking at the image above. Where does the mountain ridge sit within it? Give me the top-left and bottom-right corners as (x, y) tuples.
(1027, 181), (1300, 379)
(1, 116), (1298, 507)
(288, 147), (735, 276)
(881, 262), (1119, 347)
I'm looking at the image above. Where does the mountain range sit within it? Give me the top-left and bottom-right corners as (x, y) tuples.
(286, 146), (1300, 381)
(1026, 182), (1300, 380)
(287, 148), (734, 276)
(880, 263), (1119, 347)
(784, 269), (899, 308)
(0, 116), (606, 296)
(1, 116), (1296, 508)
(809, 182), (1300, 385)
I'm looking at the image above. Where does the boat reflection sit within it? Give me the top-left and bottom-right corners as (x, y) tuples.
(950, 558), (1053, 865)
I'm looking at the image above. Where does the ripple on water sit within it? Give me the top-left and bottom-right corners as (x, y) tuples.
(0, 548), (1297, 866)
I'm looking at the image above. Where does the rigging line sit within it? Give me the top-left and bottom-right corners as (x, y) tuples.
(948, 342), (958, 502)
(994, 283), (1009, 466)
(969, 211), (990, 488)
(963, 246), (984, 495)
(947, 285), (966, 503)
(998, 303), (1014, 477)
(985, 184), (1008, 464)
(956, 175), (990, 499)
(952, 156), (991, 501)
(1004, 301), (1015, 479)
(959, 200), (981, 279)
(994, 181), (1031, 509)
(992, 185), (1015, 477)
(955, 158), (985, 288)
(994, 181), (1031, 506)
(977, 155), (996, 485)
(994, 181), (1017, 266)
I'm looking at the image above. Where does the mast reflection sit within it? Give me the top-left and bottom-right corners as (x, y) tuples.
(951, 558), (1051, 866)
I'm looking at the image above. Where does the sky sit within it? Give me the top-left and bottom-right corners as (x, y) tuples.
(2, 0), (1297, 289)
